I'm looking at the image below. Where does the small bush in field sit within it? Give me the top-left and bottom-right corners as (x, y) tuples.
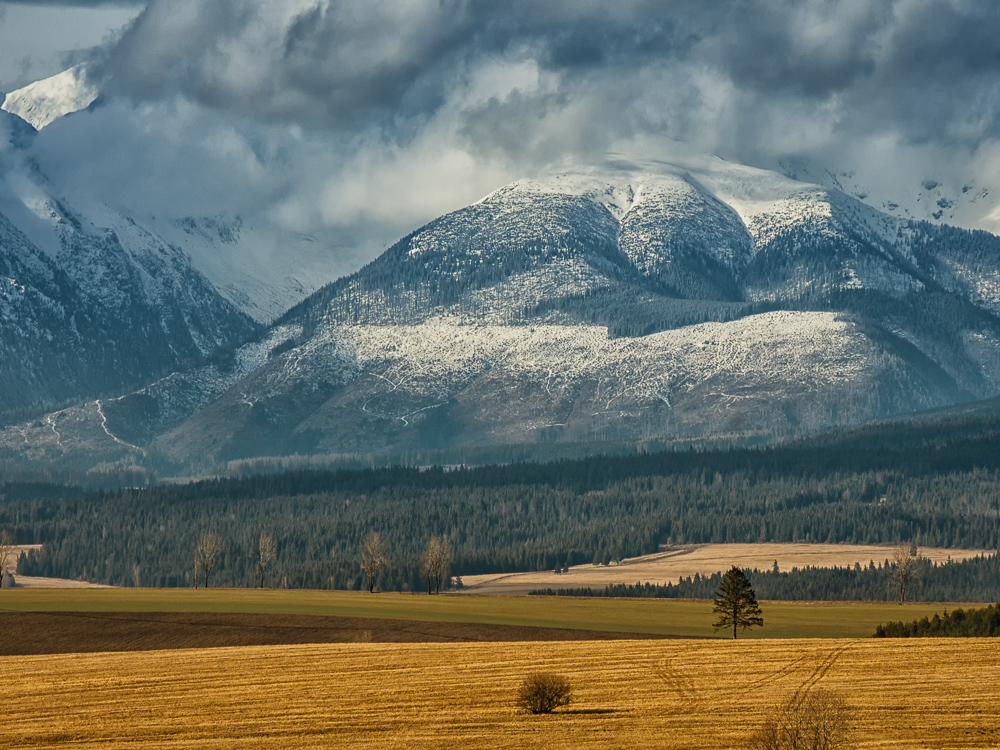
(517, 673), (573, 714)
(748, 691), (851, 750)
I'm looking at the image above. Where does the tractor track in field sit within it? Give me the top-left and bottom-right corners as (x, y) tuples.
(744, 653), (813, 692)
(654, 656), (699, 707)
(789, 645), (849, 706)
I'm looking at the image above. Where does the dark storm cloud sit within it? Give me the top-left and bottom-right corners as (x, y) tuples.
(27, 0), (1000, 264)
(87, 0), (1000, 154)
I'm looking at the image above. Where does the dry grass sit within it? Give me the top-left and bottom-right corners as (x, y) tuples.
(460, 542), (993, 595)
(4, 638), (999, 748)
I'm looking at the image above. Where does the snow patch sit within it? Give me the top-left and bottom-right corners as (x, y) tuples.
(2, 65), (98, 130)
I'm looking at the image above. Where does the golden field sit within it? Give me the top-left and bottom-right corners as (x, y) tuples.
(460, 542), (993, 595)
(4, 638), (999, 749)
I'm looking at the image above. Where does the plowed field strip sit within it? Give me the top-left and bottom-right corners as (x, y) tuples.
(0, 611), (671, 655)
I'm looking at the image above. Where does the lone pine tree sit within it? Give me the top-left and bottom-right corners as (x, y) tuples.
(713, 565), (764, 639)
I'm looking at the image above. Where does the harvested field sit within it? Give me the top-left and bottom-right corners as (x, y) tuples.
(0, 611), (670, 655)
(4, 638), (999, 748)
(13, 575), (114, 589)
(1, 545), (112, 589)
(460, 542), (994, 595)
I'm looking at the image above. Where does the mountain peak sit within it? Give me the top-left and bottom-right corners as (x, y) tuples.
(1, 64), (99, 130)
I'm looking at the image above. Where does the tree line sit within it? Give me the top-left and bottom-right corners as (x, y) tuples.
(874, 603), (1000, 637)
(4, 413), (1000, 592)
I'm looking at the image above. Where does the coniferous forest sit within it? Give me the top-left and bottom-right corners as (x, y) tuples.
(874, 603), (1000, 637)
(4, 413), (1000, 597)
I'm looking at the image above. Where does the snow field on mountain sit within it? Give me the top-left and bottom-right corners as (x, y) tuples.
(281, 310), (873, 421)
(1, 65), (98, 130)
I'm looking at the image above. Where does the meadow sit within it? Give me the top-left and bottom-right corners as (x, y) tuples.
(0, 587), (976, 639)
(4, 638), (999, 749)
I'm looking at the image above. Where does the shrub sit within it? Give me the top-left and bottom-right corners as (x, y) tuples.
(517, 672), (573, 714)
(748, 691), (851, 750)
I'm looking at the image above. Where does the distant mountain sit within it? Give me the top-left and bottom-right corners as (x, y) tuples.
(6, 155), (1000, 475)
(0, 109), (257, 416)
(1, 67), (354, 324)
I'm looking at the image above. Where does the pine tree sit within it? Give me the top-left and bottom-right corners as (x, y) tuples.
(713, 566), (764, 639)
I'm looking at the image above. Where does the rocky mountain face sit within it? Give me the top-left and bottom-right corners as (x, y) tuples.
(5, 154), (1000, 476)
(0, 110), (257, 418)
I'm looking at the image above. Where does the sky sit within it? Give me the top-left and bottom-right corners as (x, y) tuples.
(4, 0), (1000, 272)
(0, 2), (143, 92)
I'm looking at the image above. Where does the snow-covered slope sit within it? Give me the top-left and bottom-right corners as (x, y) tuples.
(7, 156), (1000, 474)
(0, 109), (257, 414)
(0, 67), (352, 323)
(777, 157), (1000, 238)
(1, 65), (98, 130)
(141, 214), (343, 323)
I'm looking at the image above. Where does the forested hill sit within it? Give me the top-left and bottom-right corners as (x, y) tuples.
(5, 412), (1000, 592)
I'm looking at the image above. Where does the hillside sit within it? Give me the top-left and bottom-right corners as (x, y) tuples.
(0, 110), (257, 417)
(5, 155), (1000, 474)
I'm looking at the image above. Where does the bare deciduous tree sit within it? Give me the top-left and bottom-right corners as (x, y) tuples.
(194, 532), (224, 589)
(0, 530), (15, 587)
(748, 691), (851, 750)
(421, 535), (452, 595)
(360, 532), (388, 593)
(257, 532), (277, 589)
(892, 544), (919, 604)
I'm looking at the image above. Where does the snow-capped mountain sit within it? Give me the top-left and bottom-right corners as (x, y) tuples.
(1, 65), (99, 131)
(776, 157), (1000, 237)
(0, 109), (257, 415)
(1, 66), (354, 323)
(7, 154), (1000, 474)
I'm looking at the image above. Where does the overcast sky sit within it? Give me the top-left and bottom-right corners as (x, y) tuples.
(0, 2), (142, 92)
(5, 0), (1000, 268)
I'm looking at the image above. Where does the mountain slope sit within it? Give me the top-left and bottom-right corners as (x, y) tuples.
(5, 156), (1000, 474)
(0, 110), (257, 416)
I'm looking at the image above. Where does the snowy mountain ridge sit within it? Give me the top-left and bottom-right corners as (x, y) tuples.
(1, 65), (98, 131)
(6, 156), (1000, 475)
(0, 109), (258, 414)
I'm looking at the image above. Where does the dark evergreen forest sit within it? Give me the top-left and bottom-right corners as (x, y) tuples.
(4, 413), (1000, 595)
(874, 603), (1000, 637)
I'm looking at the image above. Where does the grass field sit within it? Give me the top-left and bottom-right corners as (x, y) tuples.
(0, 588), (980, 638)
(4, 638), (999, 748)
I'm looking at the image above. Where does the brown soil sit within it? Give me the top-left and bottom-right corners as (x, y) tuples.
(0, 611), (671, 655)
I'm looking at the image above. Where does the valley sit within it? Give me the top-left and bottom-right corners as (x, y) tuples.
(3, 5), (1000, 750)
